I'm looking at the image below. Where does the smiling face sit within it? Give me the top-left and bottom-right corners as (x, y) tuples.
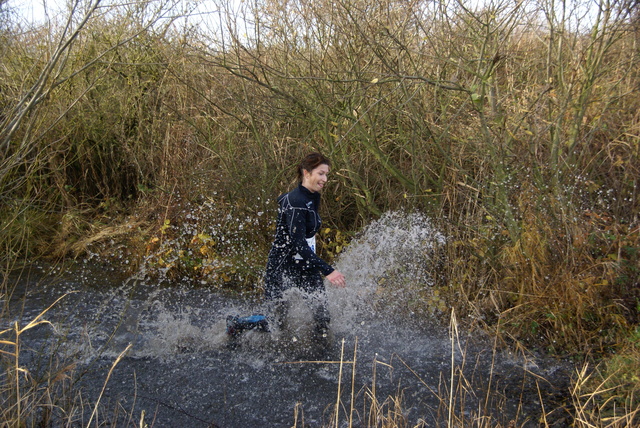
(302, 163), (330, 193)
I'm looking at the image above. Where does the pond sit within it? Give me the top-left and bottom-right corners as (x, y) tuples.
(3, 213), (574, 427)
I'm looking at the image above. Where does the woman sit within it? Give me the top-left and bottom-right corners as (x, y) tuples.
(264, 153), (346, 336)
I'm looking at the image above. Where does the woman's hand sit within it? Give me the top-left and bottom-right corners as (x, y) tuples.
(326, 270), (346, 288)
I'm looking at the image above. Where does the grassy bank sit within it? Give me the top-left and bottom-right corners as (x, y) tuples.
(1, 0), (639, 425)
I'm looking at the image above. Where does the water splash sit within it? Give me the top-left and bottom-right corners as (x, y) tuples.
(335, 210), (446, 288)
(328, 211), (447, 332)
(134, 197), (271, 287)
(115, 210), (448, 356)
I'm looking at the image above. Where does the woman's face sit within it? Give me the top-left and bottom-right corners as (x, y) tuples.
(302, 163), (330, 193)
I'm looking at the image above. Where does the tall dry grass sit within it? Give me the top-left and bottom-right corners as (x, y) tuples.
(291, 311), (578, 427)
(0, 292), (138, 427)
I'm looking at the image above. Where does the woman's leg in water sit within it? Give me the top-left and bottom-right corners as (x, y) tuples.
(299, 272), (330, 335)
(274, 266), (330, 335)
(264, 269), (289, 330)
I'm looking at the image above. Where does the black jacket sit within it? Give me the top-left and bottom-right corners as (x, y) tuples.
(265, 184), (334, 279)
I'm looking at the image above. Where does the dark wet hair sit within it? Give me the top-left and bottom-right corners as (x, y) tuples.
(297, 152), (331, 183)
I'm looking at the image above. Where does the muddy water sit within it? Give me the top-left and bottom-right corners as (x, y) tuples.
(5, 213), (574, 427)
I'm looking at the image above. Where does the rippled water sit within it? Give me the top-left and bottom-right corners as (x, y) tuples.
(4, 212), (574, 427)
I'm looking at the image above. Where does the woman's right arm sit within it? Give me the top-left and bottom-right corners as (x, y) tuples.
(326, 270), (346, 287)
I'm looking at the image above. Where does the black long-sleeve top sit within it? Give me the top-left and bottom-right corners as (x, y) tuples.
(265, 184), (334, 278)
